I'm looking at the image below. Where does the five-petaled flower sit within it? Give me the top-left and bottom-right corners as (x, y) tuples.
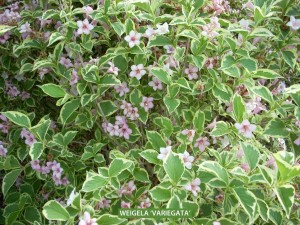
(194, 136), (210, 152)
(129, 64), (146, 80)
(287, 16), (300, 31)
(184, 178), (201, 196)
(140, 96), (154, 112)
(124, 30), (141, 48)
(179, 151), (194, 169)
(78, 212), (98, 225)
(157, 146), (172, 160)
(77, 19), (94, 35)
(235, 119), (256, 138)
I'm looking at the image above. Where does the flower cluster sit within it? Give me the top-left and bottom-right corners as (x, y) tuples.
(0, 141), (8, 157)
(20, 128), (36, 146)
(102, 116), (132, 139)
(30, 160), (69, 186)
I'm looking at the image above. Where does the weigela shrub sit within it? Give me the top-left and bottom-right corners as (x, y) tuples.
(0, 0), (300, 224)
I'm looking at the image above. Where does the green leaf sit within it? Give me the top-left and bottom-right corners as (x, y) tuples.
(264, 119), (289, 137)
(48, 32), (65, 46)
(178, 30), (198, 39)
(241, 143), (259, 171)
(99, 100), (117, 117)
(268, 208), (283, 225)
(211, 121), (231, 137)
(250, 86), (273, 103)
(250, 27), (273, 37)
(146, 131), (166, 151)
(193, 110), (205, 133)
(60, 99), (80, 125)
(39, 83), (66, 98)
(233, 94), (245, 122)
(2, 111), (31, 128)
(150, 186), (172, 201)
(42, 200), (70, 221)
(200, 161), (229, 186)
(29, 142), (43, 160)
(163, 152), (185, 184)
(99, 75), (121, 86)
(32, 59), (54, 71)
(97, 214), (126, 225)
(139, 149), (160, 164)
(108, 158), (133, 177)
(129, 89), (142, 105)
(0, 25), (15, 35)
(150, 67), (171, 85)
(275, 185), (295, 218)
(252, 69), (282, 79)
(233, 187), (257, 219)
(111, 22), (125, 36)
(81, 174), (108, 192)
(191, 55), (206, 70)
(125, 18), (135, 34)
(282, 50), (297, 68)
(148, 35), (173, 47)
(163, 96), (180, 113)
(2, 169), (22, 197)
(257, 199), (269, 222)
(133, 168), (150, 182)
(238, 58), (257, 72)
(24, 207), (42, 223)
(221, 55), (235, 69)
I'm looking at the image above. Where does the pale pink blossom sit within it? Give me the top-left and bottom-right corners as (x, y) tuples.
(107, 123), (120, 136)
(181, 129), (195, 142)
(79, 212), (98, 225)
(194, 137), (210, 152)
(115, 116), (127, 126)
(179, 151), (194, 169)
(287, 16), (300, 31)
(77, 19), (94, 35)
(124, 31), (141, 48)
(97, 198), (111, 209)
(237, 147), (243, 159)
(242, 1), (254, 10)
(184, 178), (201, 196)
(246, 97), (266, 115)
(213, 222), (221, 225)
(164, 45), (175, 54)
(59, 57), (73, 68)
(144, 26), (157, 38)
(118, 124), (132, 140)
(0, 144), (8, 157)
(129, 64), (146, 80)
(235, 119), (256, 138)
(239, 19), (250, 30)
(120, 101), (133, 115)
(119, 180), (136, 196)
(157, 146), (172, 160)
(294, 135), (300, 146)
(140, 96), (154, 112)
(138, 198), (151, 208)
(121, 201), (131, 208)
(156, 22), (169, 35)
(70, 69), (79, 85)
(30, 160), (41, 171)
(114, 82), (129, 97)
(82, 6), (94, 15)
(201, 17), (220, 38)
(184, 64), (198, 80)
(20, 22), (32, 33)
(266, 155), (277, 169)
(240, 163), (250, 173)
(148, 77), (163, 90)
(107, 61), (119, 75)
(207, 117), (217, 129)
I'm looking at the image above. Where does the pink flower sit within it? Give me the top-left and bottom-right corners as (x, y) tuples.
(181, 129), (195, 142)
(30, 160), (41, 171)
(114, 82), (129, 97)
(118, 124), (132, 140)
(70, 69), (79, 85)
(107, 123), (119, 136)
(246, 97), (266, 115)
(242, 1), (254, 10)
(138, 198), (151, 208)
(294, 135), (300, 146)
(213, 222), (221, 225)
(235, 119), (256, 138)
(77, 19), (94, 35)
(0, 32), (10, 44)
(97, 198), (111, 209)
(164, 45), (175, 54)
(24, 133), (36, 147)
(127, 107), (139, 120)
(0, 144), (8, 157)
(266, 155), (277, 169)
(119, 180), (136, 196)
(184, 178), (201, 196)
(194, 137), (210, 152)
(156, 22), (169, 35)
(129, 64), (146, 80)
(157, 146), (172, 160)
(107, 61), (119, 75)
(207, 117), (217, 129)
(201, 17), (220, 38)
(59, 57), (73, 68)
(179, 151), (194, 169)
(144, 26), (157, 38)
(121, 201), (131, 208)
(79, 212), (98, 225)
(120, 101), (132, 115)
(287, 16), (300, 31)
(239, 19), (250, 30)
(115, 116), (127, 126)
(20, 22), (32, 33)
(140, 96), (154, 112)
(184, 64), (198, 80)
(240, 163), (250, 173)
(82, 6), (94, 15)
(148, 77), (163, 90)
(237, 147), (243, 159)
(124, 31), (141, 48)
